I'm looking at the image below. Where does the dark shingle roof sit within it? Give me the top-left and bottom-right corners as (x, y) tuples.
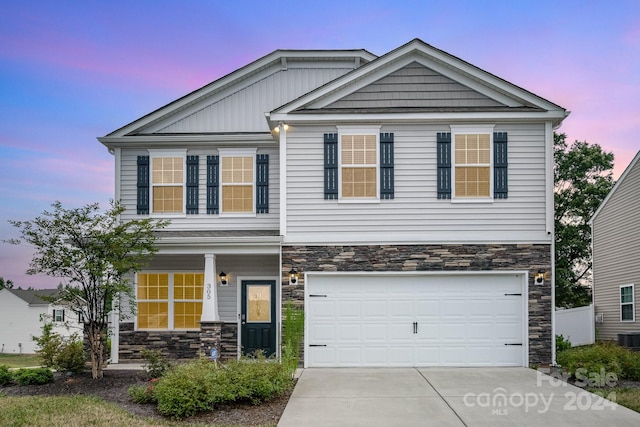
(6, 289), (59, 306)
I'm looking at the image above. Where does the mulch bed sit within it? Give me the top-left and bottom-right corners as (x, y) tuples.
(1, 369), (293, 426)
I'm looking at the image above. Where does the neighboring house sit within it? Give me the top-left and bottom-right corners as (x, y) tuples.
(98, 39), (567, 367)
(592, 151), (640, 345)
(0, 288), (83, 354)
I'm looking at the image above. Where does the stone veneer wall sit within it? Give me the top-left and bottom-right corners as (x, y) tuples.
(282, 244), (552, 366)
(118, 322), (238, 361)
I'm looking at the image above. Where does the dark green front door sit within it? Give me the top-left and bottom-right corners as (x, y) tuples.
(241, 280), (276, 357)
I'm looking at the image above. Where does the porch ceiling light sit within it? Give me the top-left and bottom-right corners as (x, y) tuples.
(289, 268), (298, 285)
(219, 271), (227, 285)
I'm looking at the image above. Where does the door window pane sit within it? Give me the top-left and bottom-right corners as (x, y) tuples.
(247, 285), (271, 322)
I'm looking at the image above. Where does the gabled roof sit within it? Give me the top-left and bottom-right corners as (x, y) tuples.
(268, 38), (568, 126)
(591, 150), (640, 223)
(3, 289), (60, 306)
(99, 48), (377, 144)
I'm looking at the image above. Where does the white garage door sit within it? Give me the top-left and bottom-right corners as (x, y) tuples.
(306, 273), (526, 367)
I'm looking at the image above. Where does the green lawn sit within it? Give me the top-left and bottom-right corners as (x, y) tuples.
(0, 395), (275, 427)
(0, 354), (41, 368)
(590, 388), (640, 413)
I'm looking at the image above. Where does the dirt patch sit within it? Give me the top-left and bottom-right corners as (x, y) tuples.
(1, 369), (292, 426)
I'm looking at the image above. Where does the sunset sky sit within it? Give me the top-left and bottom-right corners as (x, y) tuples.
(1, 0), (638, 288)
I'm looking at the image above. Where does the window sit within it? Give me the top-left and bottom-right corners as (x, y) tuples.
(137, 272), (204, 330)
(454, 133), (491, 198)
(621, 284), (635, 322)
(53, 309), (65, 322)
(151, 156), (184, 213)
(222, 156), (254, 213)
(341, 134), (377, 198)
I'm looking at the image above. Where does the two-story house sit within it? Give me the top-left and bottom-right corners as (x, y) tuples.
(99, 39), (567, 367)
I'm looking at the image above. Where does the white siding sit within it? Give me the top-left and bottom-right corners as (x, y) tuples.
(285, 123), (549, 243)
(593, 155), (640, 340)
(151, 65), (355, 134)
(119, 146), (279, 231)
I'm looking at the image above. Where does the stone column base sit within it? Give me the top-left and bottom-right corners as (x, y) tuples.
(199, 321), (224, 360)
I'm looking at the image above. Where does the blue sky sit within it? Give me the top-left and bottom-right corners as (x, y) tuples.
(1, 0), (638, 288)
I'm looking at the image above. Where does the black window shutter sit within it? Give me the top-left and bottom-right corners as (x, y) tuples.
(186, 155), (199, 214)
(436, 133), (452, 199)
(324, 133), (338, 200)
(137, 156), (150, 214)
(380, 132), (394, 199)
(206, 155), (219, 214)
(256, 154), (269, 213)
(494, 132), (508, 199)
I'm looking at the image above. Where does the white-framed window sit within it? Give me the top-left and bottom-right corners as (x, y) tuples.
(219, 148), (256, 215)
(53, 309), (65, 322)
(149, 149), (187, 215)
(451, 125), (494, 200)
(620, 284), (635, 322)
(136, 272), (204, 330)
(338, 126), (380, 201)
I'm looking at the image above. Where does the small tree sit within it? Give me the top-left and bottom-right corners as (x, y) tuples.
(0, 277), (14, 290)
(9, 201), (168, 378)
(554, 133), (615, 308)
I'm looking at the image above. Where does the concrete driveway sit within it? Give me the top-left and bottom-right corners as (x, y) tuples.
(278, 368), (640, 427)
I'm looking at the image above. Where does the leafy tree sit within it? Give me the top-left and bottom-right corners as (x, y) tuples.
(554, 133), (615, 308)
(0, 277), (14, 290)
(8, 201), (168, 378)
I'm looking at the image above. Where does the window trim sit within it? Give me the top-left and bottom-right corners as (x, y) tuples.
(337, 125), (381, 203)
(218, 148), (257, 217)
(53, 308), (65, 323)
(450, 125), (495, 203)
(135, 271), (205, 331)
(148, 149), (187, 217)
(620, 284), (635, 322)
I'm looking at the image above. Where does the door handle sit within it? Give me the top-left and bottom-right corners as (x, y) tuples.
(413, 322), (417, 334)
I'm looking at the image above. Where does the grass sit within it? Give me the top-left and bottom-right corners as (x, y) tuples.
(0, 354), (41, 368)
(589, 388), (640, 413)
(0, 395), (277, 427)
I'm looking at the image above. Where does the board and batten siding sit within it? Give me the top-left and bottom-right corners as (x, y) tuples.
(118, 146), (279, 231)
(593, 157), (640, 340)
(151, 65), (356, 134)
(285, 123), (549, 243)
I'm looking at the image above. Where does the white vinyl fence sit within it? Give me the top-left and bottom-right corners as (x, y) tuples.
(555, 304), (595, 346)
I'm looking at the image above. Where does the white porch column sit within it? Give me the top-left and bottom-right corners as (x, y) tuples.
(201, 253), (220, 322)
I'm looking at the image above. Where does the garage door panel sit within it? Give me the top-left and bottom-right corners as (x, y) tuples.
(307, 274), (525, 367)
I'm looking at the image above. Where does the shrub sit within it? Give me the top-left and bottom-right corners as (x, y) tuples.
(557, 342), (640, 382)
(14, 368), (54, 385)
(141, 348), (172, 379)
(556, 334), (572, 354)
(54, 338), (85, 374)
(0, 365), (13, 385)
(33, 323), (63, 368)
(153, 356), (293, 419)
(128, 379), (158, 404)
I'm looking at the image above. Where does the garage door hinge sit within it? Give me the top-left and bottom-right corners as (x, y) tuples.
(309, 294), (327, 297)
(505, 343), (523, 346)
(504, 293), (522, 296)
(309, 344), (327, 347)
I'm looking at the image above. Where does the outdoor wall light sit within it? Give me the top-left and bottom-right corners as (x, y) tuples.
(535, 269), (545, 285)
(289, 268), (298, 284)
(219, 271), (227, 286)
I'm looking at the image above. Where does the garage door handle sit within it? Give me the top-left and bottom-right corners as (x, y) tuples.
(413, 322), (418, 334)
(310, 344), (327, 347)
(505, 343), (523, 346)
(310, 294), (327, 297)
(504, 293), (522, 296)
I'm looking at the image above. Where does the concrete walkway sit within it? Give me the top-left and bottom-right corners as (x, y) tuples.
(278, 368), (640, 427)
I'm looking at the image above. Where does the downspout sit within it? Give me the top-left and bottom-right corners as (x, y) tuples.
(546, 121), (557, 366)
